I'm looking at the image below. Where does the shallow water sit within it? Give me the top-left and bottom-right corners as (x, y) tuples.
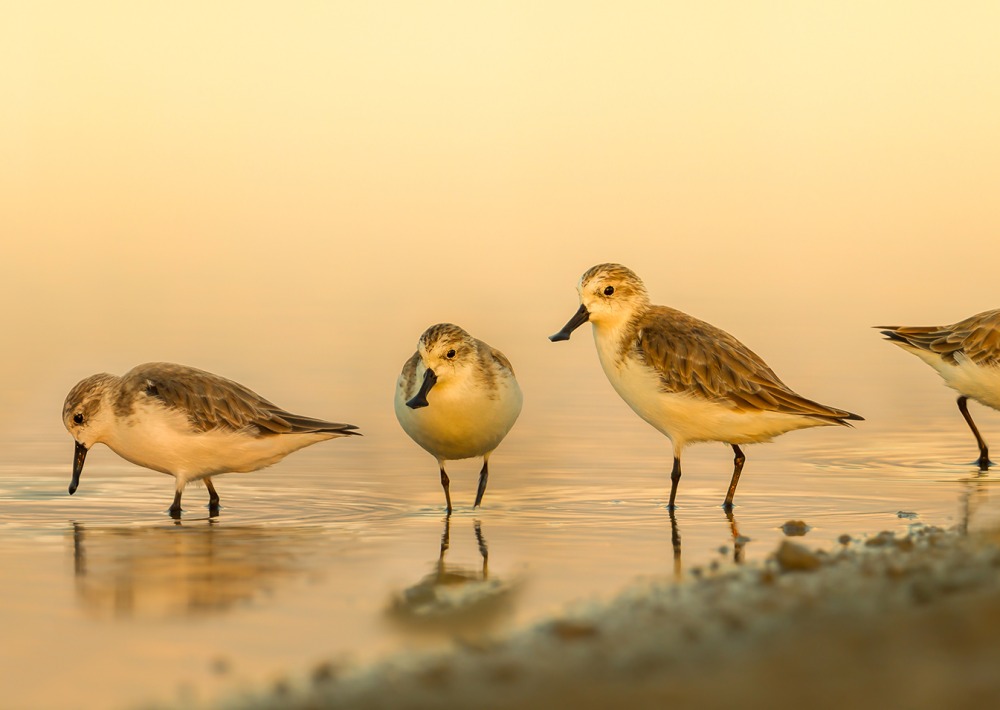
(2, 377), (999, 709)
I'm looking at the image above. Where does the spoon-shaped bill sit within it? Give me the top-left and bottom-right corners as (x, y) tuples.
(549, 304), (590, 342)
(406, 368), (438, 409)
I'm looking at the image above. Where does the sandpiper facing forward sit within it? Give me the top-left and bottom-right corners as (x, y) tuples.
(395, 324), (522, 513)
(62, 362), (360, 515)
(550, 263), (862, 509)
(879, 309), (1000, 469)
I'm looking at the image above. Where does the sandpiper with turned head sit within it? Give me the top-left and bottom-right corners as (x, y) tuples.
(395, 324), (522, 513)
(550, 263), (862, 510)
(879, 310), (1000, 470)
(62, 362), (360, 516)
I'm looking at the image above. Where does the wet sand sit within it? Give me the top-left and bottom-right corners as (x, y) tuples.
(218, 523), (1000, 710)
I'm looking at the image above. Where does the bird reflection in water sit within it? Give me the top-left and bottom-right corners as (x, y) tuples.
(726, 509), (748, 564)
(667, 509), (748, 579)
(959, 472), (992, 536)
(668, 510), (682, 578)
(71, 519), (325, 619)
(388, 516), (516, 633)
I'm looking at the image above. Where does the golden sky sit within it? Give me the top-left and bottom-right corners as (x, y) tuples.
(1, 2), (999, 433)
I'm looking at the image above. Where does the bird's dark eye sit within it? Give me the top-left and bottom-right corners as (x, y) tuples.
(73, 413), (84, 425)
(446, 349), (456, 359)
(604, 286), (615, 296)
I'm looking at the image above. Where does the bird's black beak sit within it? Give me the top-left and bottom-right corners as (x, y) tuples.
(406, 368), (438, 409)
(549, 304), (590, 342)
(69, 441), (88, 495)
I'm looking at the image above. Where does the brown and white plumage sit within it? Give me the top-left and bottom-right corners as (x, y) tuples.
(394, 324), (522, 513)
(880, 309), (1000, 469)
(551, 263), (862, 509)
(62, 362), (360, 515)
(633, 305), (859, 422)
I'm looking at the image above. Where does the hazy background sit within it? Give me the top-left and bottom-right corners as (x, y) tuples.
(3, 5), (1000, 708)
(1, 0), (999, 446)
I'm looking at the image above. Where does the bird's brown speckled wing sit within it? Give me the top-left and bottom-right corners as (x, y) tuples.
(634, 307), (860, 421)
(488, 346), (515, 376)
(119, 363), (359, 435)
(880, 309), (1000, 367)
(398, 352), (420, 394)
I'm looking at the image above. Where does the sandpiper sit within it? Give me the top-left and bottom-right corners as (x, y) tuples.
(550, 263), (862, 509)
(62, 362), (360, 515)
(395, 324), (522, 513)
(879, 309), (1000, 469)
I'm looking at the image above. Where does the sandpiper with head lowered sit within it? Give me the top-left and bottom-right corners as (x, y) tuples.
(879, 310), (1000, 470)
(62, 362), (360, 516)
(550, 263), (862, 510)
(395, 324), (523, 514)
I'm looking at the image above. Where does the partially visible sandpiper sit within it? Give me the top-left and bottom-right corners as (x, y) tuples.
(395, 324), (523, 513)
(62, 362), (360, 515)
(879, 309), (1000, 469)
(550, 263), (862, 509)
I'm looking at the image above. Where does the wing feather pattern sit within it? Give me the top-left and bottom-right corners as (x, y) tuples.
(121, 363), (360, 436)
(634, 308), (862, 422)
(879, 309), (1000, 367)
(489, 346), (515, 376)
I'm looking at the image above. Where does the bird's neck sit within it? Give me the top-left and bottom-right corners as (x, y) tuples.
(592, 309), (644, 371)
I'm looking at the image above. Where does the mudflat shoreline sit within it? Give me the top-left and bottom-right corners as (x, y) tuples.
(212, 522), (1000, 710)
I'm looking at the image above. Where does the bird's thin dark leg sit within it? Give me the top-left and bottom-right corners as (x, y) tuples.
(724, 444), (746, 510)
(958, 396), (993, 469)
(169, 489), (183, 518)
(440, 466), (453, 514)
(474, 458), (489, 508)
(205, 477), (221, 511)
(668, 456), (682, 510)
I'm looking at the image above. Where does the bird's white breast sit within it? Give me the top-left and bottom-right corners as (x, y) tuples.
(395, 372), (522, 462)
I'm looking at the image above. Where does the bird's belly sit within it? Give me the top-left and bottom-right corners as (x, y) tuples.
(603, 359), (824, 447)
(107, 425), (330, 482)
(395, 386), (522, 462)
(937, 358), (1000, 411)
